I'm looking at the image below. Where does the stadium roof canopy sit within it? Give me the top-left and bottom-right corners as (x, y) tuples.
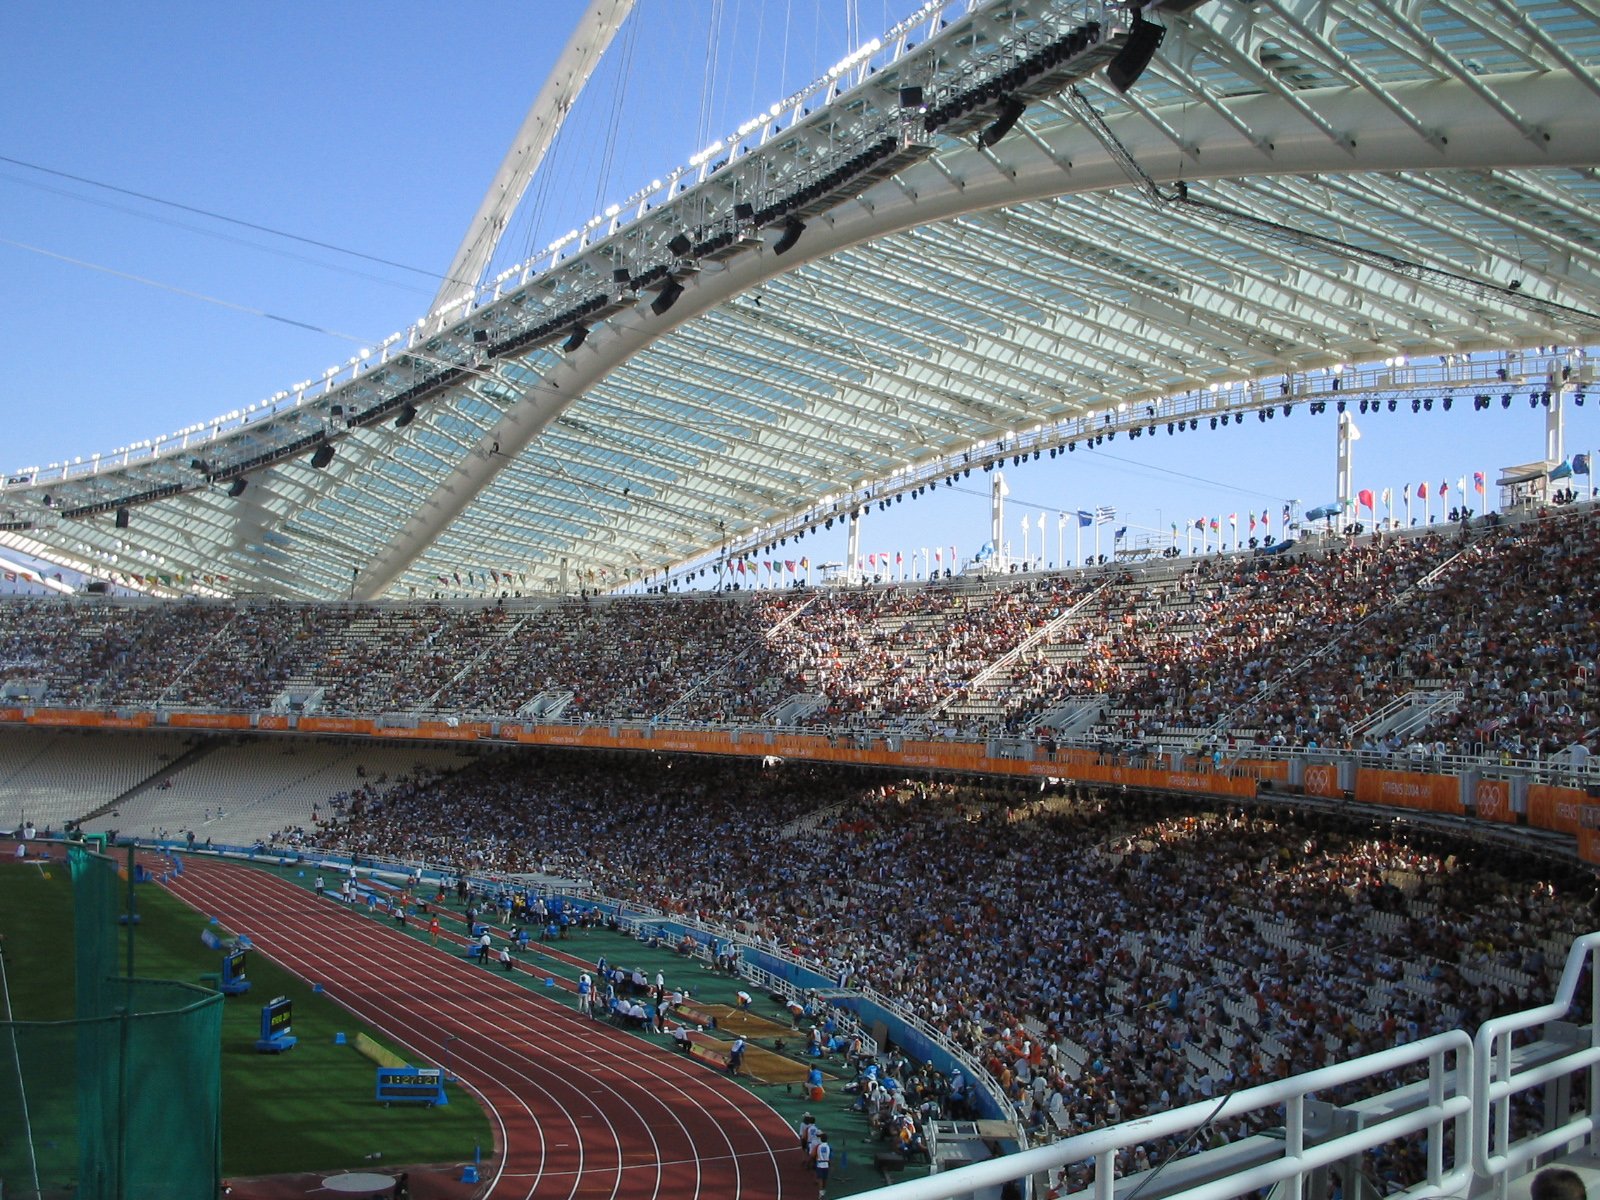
(4, 0), (1600, 599)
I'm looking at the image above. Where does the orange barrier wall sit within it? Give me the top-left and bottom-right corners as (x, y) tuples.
(1529, 784), (1589, 834)
(1, 707), (1579, 828)
(298, 716), (377, 735)
(1302, 763), (1343, 799)
(1579, 816), (1600, 864)
(1470, 779), (1516, 823)
(167, 712), (249, 730)
(1354, 769), (1462, 813)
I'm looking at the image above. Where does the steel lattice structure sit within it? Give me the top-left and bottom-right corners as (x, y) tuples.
(3, 0), (1600, 598)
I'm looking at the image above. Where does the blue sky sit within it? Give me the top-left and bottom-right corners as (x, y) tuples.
(1, 2), (1595, 590)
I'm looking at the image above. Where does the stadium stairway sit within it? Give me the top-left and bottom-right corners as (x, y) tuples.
(72, 737), (220, 828)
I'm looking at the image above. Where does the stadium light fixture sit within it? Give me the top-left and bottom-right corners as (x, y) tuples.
(228, 479), (248, 498)
(310, 444), (335, 469)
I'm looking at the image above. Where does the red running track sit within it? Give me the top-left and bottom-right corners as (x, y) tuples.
(164, 858), (803, 1200)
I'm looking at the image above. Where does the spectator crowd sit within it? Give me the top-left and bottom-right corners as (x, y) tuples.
(1, 506), (1594, 770)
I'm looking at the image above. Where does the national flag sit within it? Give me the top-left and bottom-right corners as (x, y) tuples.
(785, 560), (795, 573)
(1193, 517), (1205, 531)
(1417, 481), (1428, 499)
(1281, 503), (1292, 523)
(1402, 483), (1411, 502)
(1573, 455), (1590, 477)
(1227, 512), (1238, 526)
(1381, 487), (1392, 508)
(737, 560), (746, 574)
(934, 548), (942, 562)
(1550, 459), (1574, 481)
(1170, 522), (1179, 538)
(1114, 526), (1127, 542)
(1261, 508), (1270, 528)
(1474, 470), (1488, 491)
(800, 556), (809, 569)
(1456, 476), (1466, 497)
(1095, 505), (1116, 524)
(895, 551), (903, 565)
(1077, 510), (1094, 528)
(1249, 513), (1257, 532)
(1209, 517), (1219, 531)
(868, 553), (877, 568)
(1036, 512), (1045, 533)
(1358, 488), (1374, 511)
(1439, 479), (1449, 497)
(1058, 512), (1069, 529)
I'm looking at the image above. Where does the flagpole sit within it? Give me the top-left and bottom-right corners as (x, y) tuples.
(1075, 520), (1082, 568)
(1094, 520), (1101, 564)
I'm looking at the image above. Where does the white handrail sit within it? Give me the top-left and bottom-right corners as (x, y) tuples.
(852, 1031), (1472, 1200)
(1471, 930), (1600, 1180)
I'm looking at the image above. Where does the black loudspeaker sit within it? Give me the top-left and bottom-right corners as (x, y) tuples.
(772, 218), (805, 255)
(899, 85), (924, 109)
(977, 97), (1025, 147)
(733, 202), (755, 221)
(650, 278), (685, 316)
(562, 325), (589, 353)
(228, 479), (248, 498)
(115, 508), (130, 529)
(395, 404), (417, 429)
(472, 329), (488, 344)
(667, 233), (692, 257)
(1106, 13), (1165, 92)
(310, 444), (335, 469)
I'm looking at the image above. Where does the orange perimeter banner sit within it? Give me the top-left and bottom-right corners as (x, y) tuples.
(1528, 784), (1588, 834)
(1303, 763), (1343, 799)
(298, 716), (377, 735)
(1579, 819), (1600, 864)
(1355, 769), (1461, 813)
(167, 712), (249, 730)
(1470, 779), (1515, 823)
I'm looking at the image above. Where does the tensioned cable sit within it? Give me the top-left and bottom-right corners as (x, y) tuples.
(0, 236), (371, 344)
(0, 168), (430, 296)
(0, 152), (443, 282)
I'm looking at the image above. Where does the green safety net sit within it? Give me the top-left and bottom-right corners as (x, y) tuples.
(1, 848), (222, 1200)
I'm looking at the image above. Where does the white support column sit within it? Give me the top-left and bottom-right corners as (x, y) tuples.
(991, 470), (1008, 568)
(1547, 384), (1567, 465)
(1337, 411), (1360, 531)
(847, 510), (862, 583)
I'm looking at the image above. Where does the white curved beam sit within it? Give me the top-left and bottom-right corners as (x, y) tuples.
(359, 68), (1600, 598)
(429, 0), (638, 320)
